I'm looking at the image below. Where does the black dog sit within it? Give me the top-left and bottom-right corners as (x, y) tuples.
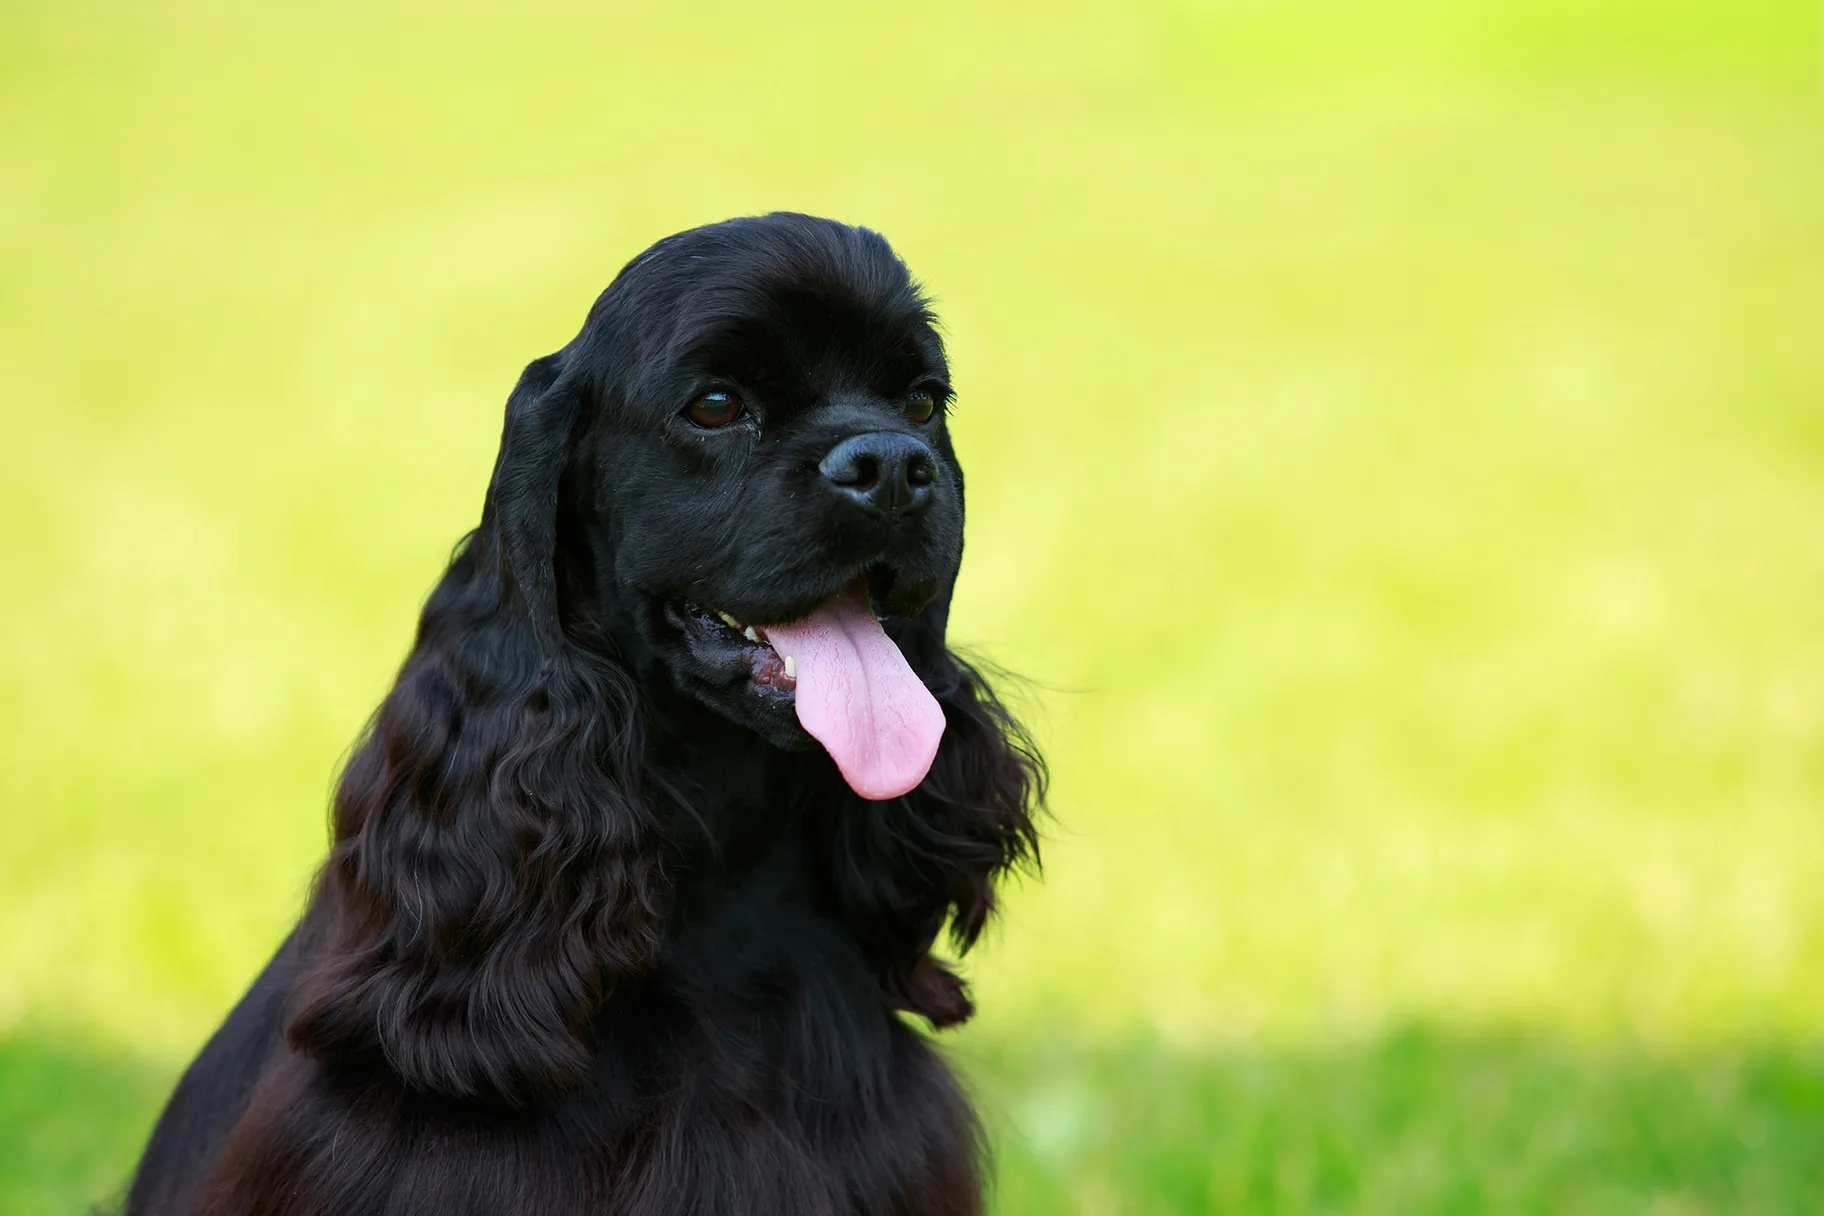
(123, 213), (1042, 1216)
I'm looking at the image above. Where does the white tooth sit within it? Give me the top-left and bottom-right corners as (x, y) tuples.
(744, 626), (759, 642)
(783, 655), (796, 679)
(716, 610), (741, 630)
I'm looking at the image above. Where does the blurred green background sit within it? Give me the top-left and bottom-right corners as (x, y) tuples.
(3, 1), (1822, 1211)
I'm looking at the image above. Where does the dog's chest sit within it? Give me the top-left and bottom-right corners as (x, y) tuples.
(360, 943), (966, 1213)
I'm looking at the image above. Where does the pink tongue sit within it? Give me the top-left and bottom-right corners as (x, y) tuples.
(759, 582), (945, 800)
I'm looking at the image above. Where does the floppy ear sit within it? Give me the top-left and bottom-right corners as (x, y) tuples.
(812, 596), (1044, 1025)
(286, 353), (667, 1105)
(492, 353), (574, 653)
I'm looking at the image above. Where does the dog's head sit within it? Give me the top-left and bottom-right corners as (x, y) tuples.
(500, 214), (963, 795)
(289, 215), (1040, 1106)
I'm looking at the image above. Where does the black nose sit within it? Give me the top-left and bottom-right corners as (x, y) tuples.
(818, 432), (938, 517)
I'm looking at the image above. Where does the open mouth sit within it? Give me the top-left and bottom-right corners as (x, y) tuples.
(675, 564), (914, 697)
(679, 604), (799, 693)
(670, 565), (946, 800)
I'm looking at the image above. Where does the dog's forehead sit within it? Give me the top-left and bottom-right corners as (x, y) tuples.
(579, 216), (950, 423)
(669, 274), (942, 390)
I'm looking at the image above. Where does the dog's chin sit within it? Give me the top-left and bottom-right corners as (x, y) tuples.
(649, 562), (945, 751)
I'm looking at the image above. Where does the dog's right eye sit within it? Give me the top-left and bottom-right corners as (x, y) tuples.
(685, 391), (745, 429)
(903, 389), (938, 424)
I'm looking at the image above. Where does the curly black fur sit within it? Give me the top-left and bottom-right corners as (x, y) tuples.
(124, 213), (1042, 1216)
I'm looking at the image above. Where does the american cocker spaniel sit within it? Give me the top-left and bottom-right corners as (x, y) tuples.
(124, 212), (1043, 1216)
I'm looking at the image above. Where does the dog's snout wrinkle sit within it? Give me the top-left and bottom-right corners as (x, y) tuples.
(818, 432), (937, 518)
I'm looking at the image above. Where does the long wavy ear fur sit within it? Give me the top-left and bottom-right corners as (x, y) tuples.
(814, 611), (1045, 1024)
(285, 353), (666, 1105)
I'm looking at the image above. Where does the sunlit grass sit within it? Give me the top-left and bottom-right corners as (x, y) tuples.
(2, 1), (1821, 1211)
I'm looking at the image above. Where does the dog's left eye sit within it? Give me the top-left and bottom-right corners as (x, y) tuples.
(904, 390), (937, 424)
(686, 391), (745, 429)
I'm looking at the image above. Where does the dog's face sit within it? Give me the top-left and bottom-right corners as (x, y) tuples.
(557, 215), (964, 766)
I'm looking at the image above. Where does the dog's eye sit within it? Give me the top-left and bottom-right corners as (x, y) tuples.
(686, 391), (745, 429)
(903, 389), (937, 424)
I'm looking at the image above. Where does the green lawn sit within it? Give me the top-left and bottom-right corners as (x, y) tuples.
(3, 2), (1822, 1211)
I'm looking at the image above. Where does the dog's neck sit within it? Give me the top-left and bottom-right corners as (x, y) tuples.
(636, 675), (811, 882)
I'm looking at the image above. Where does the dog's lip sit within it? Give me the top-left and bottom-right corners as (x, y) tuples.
(670, 562), (933, 634)
(668, 601), (798, 694)
(656, 561), (942, 705)
(658, 564), (910, 693)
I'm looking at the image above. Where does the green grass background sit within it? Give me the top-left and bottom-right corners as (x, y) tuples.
(4, 1), (1822, 1211)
